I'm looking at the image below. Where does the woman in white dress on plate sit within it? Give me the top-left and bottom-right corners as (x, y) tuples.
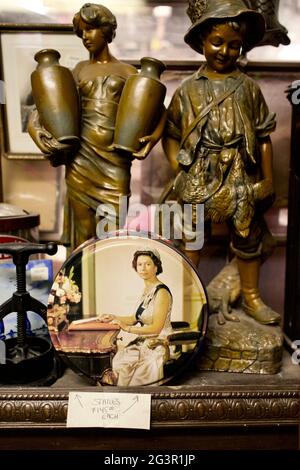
(101, 248), (173, 386)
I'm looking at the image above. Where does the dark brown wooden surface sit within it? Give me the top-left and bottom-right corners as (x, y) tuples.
(0, 350), (299, 450)
(0, 213), (40, 231)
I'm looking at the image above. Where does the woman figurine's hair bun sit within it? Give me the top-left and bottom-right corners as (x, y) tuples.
(73, 3), (117, 43)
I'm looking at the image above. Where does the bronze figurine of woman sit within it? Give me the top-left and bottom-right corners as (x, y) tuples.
(29, 3), (163, 250)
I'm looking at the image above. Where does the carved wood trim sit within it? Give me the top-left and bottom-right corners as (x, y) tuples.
(0, 386), (299, 429)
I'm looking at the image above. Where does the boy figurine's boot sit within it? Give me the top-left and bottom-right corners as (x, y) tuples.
(237, 257), (281, 325)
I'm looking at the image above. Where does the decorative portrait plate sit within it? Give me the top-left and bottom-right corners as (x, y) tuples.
(47, 233), (208, 386)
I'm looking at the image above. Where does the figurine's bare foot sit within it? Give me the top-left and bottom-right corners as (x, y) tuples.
(222, 311), (240, 322)
(242, 299), (281, 325)
(217, 310), (239, 325)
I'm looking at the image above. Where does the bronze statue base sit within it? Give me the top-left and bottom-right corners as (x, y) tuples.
(197, 310), (283, 374)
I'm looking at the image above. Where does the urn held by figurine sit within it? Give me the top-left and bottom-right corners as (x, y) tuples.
(113, 57), (166, 153)
(31, 49), (80, 145)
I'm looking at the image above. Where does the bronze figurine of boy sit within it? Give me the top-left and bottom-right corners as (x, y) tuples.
(162, 0), (280, 325)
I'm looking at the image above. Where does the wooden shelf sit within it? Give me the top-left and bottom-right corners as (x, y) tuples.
(0, 350), (299, 450)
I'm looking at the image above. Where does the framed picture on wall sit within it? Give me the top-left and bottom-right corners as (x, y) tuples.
(0, 26), (87, 238)
(0, 29), (88, 157)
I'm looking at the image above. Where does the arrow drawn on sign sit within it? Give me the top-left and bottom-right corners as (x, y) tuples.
(121, 396), (139, 414)
(74, 394), (84, 409)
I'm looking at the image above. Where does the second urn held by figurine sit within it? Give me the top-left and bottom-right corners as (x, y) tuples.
(113, 57), (166, 154)
(31, 49), (80, 145)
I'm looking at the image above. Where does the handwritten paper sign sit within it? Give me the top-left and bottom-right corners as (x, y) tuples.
(67, 392), (151, 429)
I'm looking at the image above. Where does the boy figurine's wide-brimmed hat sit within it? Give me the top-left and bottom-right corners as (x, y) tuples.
(184, 0), (266, 54)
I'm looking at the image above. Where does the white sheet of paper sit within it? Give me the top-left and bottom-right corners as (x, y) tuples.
(67, 392), (151, 429)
